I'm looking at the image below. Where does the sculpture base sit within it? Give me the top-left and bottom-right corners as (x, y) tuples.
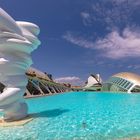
(0, 115), (33, 127)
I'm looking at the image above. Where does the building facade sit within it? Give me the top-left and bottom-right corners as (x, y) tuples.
(25, 67), (72, 97)
(83, 74), (102, 91)
(0, 67), (72, 98)
(102, 72), (140, 93)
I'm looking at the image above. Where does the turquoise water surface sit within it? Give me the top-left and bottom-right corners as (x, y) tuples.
(1, 92), (140, 140)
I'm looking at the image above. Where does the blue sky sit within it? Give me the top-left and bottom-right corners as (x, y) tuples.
(1, 0), (140, 85)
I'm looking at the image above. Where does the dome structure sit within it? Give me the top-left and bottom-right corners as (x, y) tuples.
(102, 72), (140, 93)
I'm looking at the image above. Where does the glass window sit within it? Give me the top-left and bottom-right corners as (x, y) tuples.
(121, 80), (128, 88)
(126, 83), (133, 90)
(112, 79), (116, 83)
(110, 78), (115, 83)
(118, 79), (124, 85)
(119, 79), (125, 86)
(116, 78), (121, 84)
(124, 81), (130, 89)
(114, 78), (118, 83)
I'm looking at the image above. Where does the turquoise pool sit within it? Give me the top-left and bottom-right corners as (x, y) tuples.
(1, 92), (140, 140)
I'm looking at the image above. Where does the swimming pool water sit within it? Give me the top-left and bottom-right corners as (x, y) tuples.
(1, 92), (140, 140)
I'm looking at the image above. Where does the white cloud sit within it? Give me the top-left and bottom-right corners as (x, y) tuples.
(63, 32), (94, 49)
(63, 28), (140, 59)
(127, 64), (140, 69)
(81, 12), (90, 19)
(83, 59), (105, 66)
(115, 0), (140, 5)
(80, 12), (92, 26)
(63, 0), (140, 60)
(55, 76), (82, 85)
(95, 28), (140, 59)
(80, 0), (140, 29)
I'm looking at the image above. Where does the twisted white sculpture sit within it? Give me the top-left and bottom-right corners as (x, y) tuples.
(0, 8), (40, 121)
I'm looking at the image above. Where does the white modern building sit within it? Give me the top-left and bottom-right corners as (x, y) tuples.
(102, 72), (140, 93)
(25, 67), (72, 97)
(84, 74), (102, 91)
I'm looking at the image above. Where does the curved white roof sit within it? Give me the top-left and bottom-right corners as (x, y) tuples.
(113, 72), (140, 86)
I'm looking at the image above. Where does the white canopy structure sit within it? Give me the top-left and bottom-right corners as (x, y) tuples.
(84, 74), (102, 90)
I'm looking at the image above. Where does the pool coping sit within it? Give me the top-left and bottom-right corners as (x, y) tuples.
(0, 115), (33, 127)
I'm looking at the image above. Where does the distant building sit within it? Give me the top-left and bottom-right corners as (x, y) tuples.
(0, 67), (72, 98)
(25, 67), (72, 97)
(83, 74), (102, 91)
(102, 72), (140, 93)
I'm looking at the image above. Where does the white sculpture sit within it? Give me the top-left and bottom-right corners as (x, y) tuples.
(0, 8), (40, 121)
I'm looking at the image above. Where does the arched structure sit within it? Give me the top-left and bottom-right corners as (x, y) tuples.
(25, 67), (72, 97)
(102, 72), (140, 93)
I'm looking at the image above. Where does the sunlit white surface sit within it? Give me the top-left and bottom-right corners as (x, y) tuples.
(0, 8), (40, 121)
